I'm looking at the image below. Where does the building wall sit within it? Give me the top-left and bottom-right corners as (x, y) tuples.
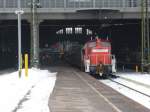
(0, 0), (146, 8)
(0, 0), (149, 20)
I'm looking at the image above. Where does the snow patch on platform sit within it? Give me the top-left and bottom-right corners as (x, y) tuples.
(0, 68), (57, 112)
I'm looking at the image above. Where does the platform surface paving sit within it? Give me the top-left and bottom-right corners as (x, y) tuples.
(49, 67), (150, 112)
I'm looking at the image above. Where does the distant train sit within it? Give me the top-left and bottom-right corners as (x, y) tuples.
(65, 38), (116, 77)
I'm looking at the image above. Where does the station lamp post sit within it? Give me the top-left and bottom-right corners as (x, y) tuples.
(15, 0), (24, 77)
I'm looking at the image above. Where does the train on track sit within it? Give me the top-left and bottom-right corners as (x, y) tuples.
(65, 37), (116, 77)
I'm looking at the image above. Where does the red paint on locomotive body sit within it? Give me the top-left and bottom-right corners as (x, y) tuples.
(83, 38), (112, 66)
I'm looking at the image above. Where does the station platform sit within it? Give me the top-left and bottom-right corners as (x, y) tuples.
(49, 67), (150, 112)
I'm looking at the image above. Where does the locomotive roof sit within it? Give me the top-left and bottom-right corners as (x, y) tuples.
(83, 39), (111, 49)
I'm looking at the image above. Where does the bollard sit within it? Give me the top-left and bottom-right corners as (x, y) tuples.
(25, 54), (28, 77)
(136, 65), (138, 72)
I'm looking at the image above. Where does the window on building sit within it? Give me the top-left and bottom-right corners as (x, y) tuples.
(6, 0), (17, 8)
(66, 28), (73, 34)
(75, 27), (82, 34)
(128, 0), (138, 7)
(39, 0), (50, 8)
(86, 29), (92, 35)
(56, 0), (64, 8)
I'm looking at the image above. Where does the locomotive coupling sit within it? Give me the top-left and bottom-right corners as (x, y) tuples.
(96, 63), (104, 76)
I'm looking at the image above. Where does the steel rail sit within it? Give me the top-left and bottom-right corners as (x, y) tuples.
(108, 77), (150, 98)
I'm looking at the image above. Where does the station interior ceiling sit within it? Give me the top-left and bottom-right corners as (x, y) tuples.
(0, 19), (141, 69)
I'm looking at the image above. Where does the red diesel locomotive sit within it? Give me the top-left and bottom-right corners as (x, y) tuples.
(82, 37), (116, 76)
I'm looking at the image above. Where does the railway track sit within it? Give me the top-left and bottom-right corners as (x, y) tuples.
(108, 76), (150, 98)
(117, 75), (150, 89)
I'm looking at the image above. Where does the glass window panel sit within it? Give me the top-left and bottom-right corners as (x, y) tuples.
(0, 0), (4, 8)
(95, 0), (104, 8)
(6, 0), (17, 8)
(126, 0), (138, 7)
(74, 0), (80, 8)
(21, 0), (28, 8)
(95, 0), (124, 8)
(39, 0), (50, 8)
(136, 0), (141, 7)
(50, 0), (56, 8)
(66, 0), (75, 8)
(79, 0), (93, 8)
(56, 0), (64, 8)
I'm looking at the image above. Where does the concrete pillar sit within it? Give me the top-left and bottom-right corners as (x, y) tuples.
(27, 19), (43, 68)
(33, 20), (39, 67)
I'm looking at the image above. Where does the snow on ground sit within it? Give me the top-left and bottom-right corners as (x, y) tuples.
(0, 68), (57, 112)
(117, 72), (150, 86)
(107, 72), (150, 97)
(100, 72), (150, 109)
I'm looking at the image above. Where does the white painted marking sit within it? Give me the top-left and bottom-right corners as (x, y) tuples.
(92, 49), (108, 53)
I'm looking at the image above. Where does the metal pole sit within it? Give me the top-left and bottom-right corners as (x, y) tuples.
(141, 0), (150, 72)
(32, 0), (36, 67)
(30, 0), (33, 67)
(141, 0), (144, 72)
(143, 0), (146, 66)
(16, 0), (24, 77)
(146, 0), (150, 63)
(18, 11), (21, 76)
